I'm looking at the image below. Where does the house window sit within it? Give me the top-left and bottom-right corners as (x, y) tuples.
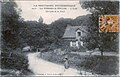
(80, 41), (83, 46)
(78, 32), (81, 36)
(70, 41), (76, 47)
(70, 41), (79, 48)
(70, 41), (73, 47)
(72, 42), (76, 47)
(76, 41), (79, 47)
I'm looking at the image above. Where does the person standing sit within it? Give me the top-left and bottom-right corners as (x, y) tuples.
(64, 55), (69, 70)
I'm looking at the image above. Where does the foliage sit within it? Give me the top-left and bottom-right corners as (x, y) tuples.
(1, 2), (32, 75)
(80, 1), (119, 14)
(1, 2), (20, 50)
(38, 16), (43, 23)
(1, 51), (32, 75)
(18, 20), (53, 48)
(18, 16), (92, 49)
(80, 1), (119, 54)
(80, 56), (119, 75)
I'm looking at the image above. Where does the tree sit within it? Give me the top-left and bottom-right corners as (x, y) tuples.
(49, 18), (73, 45)
(1, 2), (32, 74)
(80, 1), (119, 55)
(18, 20), (54, 48)
(1, 2), (21, 50)
(38, 16), (43, 23)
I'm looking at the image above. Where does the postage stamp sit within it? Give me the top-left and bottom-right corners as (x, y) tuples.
(99, 15), (119, 32)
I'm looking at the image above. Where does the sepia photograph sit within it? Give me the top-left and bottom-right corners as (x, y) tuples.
(0, 0), (119, 76)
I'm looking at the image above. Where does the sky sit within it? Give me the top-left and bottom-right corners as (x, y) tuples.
(16, 1), (91, 24)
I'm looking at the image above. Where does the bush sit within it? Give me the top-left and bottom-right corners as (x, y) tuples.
(80, 56), (119, 75)
(1, 51), (32, 75)
(70, 46), (86, 52)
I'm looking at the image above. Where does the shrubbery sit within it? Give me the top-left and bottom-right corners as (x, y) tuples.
(80, 56), (119, 75)
(1, 51), (33, 75)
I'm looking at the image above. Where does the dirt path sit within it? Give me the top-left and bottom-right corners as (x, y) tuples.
(27, 52), (93, 76)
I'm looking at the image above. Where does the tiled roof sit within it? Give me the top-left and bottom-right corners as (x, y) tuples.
(62, 25), (86, 39)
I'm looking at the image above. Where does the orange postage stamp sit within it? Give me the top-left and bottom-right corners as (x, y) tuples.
(99, 15), (119, 32)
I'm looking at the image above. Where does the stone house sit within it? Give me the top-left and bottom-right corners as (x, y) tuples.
(62, 25), (87, 49)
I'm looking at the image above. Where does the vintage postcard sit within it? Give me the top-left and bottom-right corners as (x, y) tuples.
(0, 0), (119, 76)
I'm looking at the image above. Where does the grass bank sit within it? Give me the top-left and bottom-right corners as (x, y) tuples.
(38, 51), (119, 75)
